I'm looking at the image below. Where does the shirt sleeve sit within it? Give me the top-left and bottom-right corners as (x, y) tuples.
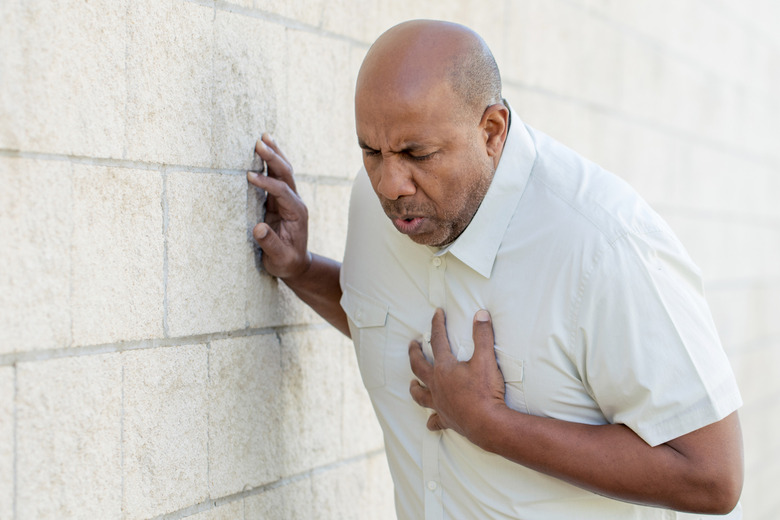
(574, 229), (742, 446)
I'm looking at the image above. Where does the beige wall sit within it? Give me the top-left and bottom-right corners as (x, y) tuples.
(1, 1), (778, 519)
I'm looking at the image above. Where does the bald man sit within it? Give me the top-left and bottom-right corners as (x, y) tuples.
(248, 20), (743, 519)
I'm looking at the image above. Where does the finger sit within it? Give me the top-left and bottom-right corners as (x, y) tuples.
(429, 308), (454, 359)
(261, 133), (291, 164)
(247, 172), (306, 220)
(255, 137), (296, 192)
(409, 340), (433, 383)
(409, 379), (433, 408)
(252, 222), (287, 258)
(472, 309), (496, 365)
(426, 413), (445, 431)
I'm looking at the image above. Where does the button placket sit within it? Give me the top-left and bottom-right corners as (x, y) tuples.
(428, 254), (447, 308)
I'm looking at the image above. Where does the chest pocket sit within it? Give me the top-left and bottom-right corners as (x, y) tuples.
(495, 348), (528, 414)
(341, 287), (389, 390)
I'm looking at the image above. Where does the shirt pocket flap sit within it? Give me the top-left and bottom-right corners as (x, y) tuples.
(340, 286), (388, 328)
(495, 348), (524, 383)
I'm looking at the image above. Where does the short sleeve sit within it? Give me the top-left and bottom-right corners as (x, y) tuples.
(574, 230), (742, 446)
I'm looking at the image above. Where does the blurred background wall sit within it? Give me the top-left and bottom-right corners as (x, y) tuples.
(1, 1), (778, 519)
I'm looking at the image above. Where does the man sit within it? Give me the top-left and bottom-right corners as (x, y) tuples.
(247, 20), (743, 519)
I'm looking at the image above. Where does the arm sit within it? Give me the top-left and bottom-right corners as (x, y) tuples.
(248, 134), (349, 336)
(409, 309), (743, 514)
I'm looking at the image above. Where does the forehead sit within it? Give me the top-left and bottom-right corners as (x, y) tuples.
(355, 81), (465, 146)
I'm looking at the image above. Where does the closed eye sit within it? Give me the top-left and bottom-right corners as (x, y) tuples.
(408, 151), (436, 162)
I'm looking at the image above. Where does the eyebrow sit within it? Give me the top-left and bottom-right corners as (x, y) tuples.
(357, 140), (432, 153)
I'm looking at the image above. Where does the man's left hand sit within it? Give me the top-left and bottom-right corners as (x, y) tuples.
(408, 308), (507, 439)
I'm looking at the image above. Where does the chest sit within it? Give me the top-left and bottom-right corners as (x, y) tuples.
(342, 239), (607, 424)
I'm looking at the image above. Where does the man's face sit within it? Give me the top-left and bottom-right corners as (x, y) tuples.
(355, 83), (495, 248)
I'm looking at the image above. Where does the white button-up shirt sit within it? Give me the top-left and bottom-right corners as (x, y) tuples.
(340, 106), (742, 519)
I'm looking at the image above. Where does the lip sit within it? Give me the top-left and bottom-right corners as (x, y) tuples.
(392, 216), (426, 235)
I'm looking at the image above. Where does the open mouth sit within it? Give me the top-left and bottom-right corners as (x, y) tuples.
(392, 216), (425, 234)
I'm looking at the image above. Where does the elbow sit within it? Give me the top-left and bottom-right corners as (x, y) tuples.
(686, 466), (743, 515)
(708, 474), (743, 515)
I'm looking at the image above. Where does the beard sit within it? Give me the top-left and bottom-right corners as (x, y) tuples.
(379, 161), (494, 247)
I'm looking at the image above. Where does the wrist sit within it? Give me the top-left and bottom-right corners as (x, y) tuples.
(281, 250), (314, 285)
(467, 402), (513, 453)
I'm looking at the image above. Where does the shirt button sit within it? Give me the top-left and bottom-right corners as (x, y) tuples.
(356, 309), (363, 321)
(432, 257), (442, 267)
(427, 480), (438, 491)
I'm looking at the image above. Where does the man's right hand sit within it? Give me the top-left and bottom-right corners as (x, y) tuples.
(248, 133), (312, 281)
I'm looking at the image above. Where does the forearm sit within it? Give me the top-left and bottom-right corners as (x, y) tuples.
(281, 252), (349, 337)
(471, 408), (741, 514)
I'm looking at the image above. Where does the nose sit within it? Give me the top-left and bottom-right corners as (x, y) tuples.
(374, 156), (416, 200)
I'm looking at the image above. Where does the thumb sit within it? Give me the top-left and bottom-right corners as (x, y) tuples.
(472, 309), (496, 363)
(253, 222), (285, 258)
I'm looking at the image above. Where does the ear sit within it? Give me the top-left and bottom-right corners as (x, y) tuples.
(480, 103), (510, 166)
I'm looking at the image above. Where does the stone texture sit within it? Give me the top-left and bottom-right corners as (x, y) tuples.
(184, 500), (244, 520)
(16, 354), (122, 519)
(245, 180), (322, 329)
(307, 183), (352, 262)
(280, 29), (360, 178)
(125, 0), (213, 166)
(166, 171), (247, 336)
(208, 335), (283, 497)
(0, 157), (71, 354)
(708, 285), (780, 354)
(211, 11), (287, 170)
(71, 166), (164, 346)
(277, 328), (345, 475)
(0, 0), (126, 157)
(310, 455), (396, 520)
(0, 367), (13, 520)
(244, 479), (313, 519)
(122, 345), (209, 519)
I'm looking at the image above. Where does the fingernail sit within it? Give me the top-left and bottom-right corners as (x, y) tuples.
(257, 140), (267, 151)
(475, 309), (490, 322)
(255, 225), (268, 239)
(247, 170), (258, 178)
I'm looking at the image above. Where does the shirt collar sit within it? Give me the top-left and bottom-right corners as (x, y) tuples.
(439, 103), (537, 278)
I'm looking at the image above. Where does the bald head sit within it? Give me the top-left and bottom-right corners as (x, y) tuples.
(356, 20), (502, 120)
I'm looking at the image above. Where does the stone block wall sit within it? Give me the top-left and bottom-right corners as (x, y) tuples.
(1, 1), (778, 519)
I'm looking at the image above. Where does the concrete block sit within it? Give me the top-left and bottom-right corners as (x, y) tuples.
(319, 0), (383, 43)
(0, 2), (24, 150)
(211, 11), (287, 170)
(125, 0), (213, 167)
(307, 183), (351, 262)
(244, 479), (313, 519)
(0, 367), (13, 520)
(279, 29), (359, 178)
(208, 335), (283, 497)
(310, 455), (396, 520)
(708, 286), (780, 353)
(661, 216), (780, 284)
(184, 500), (243, 520)
(245, 180), (322, 329)
(0, 157), (71, 354)
(16, 354), (122, 519)
(0, 0), (126, 157)
(277, 328), (345, 475)
(254, 0), (324, 29)
(122, 345), (209, 519)
(166, 171), (247, 337)
(71, 166), (164, 346)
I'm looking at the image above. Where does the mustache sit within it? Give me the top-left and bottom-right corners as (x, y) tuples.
(380, 198), (435, 218)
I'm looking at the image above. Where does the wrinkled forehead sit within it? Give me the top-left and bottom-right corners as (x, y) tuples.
(355, 78), (462, 144)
